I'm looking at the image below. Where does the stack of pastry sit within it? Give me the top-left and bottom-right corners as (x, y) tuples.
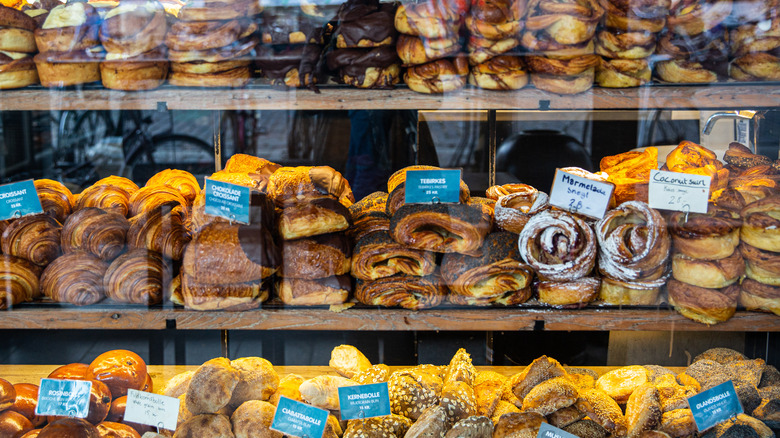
(594, 0), (668, 87)
(395, 0), (470, 93)
(595, 201), (671, 305)
(255, 6), (327, 88)
(663, 140), (730, 197)
(655, 0), (732, 83)
(739, 196), (780, 316)
(98, 1), (168, 91)
(667, 204), (744, 325)
(166, 0), (260, 87)
(466, 0), (528, 90)
(0, 5), (39, 89)
(599, 147), (658, 204)
(521, 0), (603, 93)
(268, 166), (355, 306)
(716, 143), (779, 209)
(326, 0), (401, 89)
(729, 15), (780, 81)
(33, 2), (104, 87)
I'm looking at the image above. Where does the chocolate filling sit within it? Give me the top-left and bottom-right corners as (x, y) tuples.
(261, 7), (325, 44)
(237, 225), (281, 268)
(287, 232), (353, 257)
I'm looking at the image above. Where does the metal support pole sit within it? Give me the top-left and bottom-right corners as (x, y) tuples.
(487, 110), (497, 188)
(213, 110), (223, 171)
(221, 330), (230, 358)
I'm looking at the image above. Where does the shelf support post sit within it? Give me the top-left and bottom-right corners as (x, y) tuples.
(213, 110), (223, 172)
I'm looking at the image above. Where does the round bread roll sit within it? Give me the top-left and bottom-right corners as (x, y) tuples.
(48, 379), (111, 425)
(228, 357), (279, 409)
(595, 365), (649, 404)
(269, 374), (304, 406)
(38, 418), (99, 438)
(329, 345), (372, 379)
(0, 377), (16, 410)
(230, 400), (280, 438)
(0, 410), (33, 437)
(9, 383), (44, 427)
(185, 357), (240, 415)
(174, 414), (233, 438)
(95, 421), (141, 438)
(48, 363), (89, 380)
(161, 370), (194, 399)
(87, 350), (148, 399)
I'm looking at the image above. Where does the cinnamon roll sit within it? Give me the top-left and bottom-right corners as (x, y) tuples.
(595, 29), (656, 59)
(40, 251), (108, 305)
(75, 185), (132, 217)
(521, 31), (595, 57)
(1, 214), (61, 267)
(467, 36), (520, 65)
(518, 209), (597, 281)
(268, 166), (355, 208)
(493, 187), (549, 234)
(0, 255), (41, 309)
(146, 169), (201, 204)
(655, 59), (718, 83)
(468, 55), (529, 90)
(667, 205), (742, 260)
(404, 57), (469, 94)
(671, 250), (745, 289)
(441, 232), (534, 305)
(740, 278), (780, 316)
(34, 179), (74, 224)
(667, 279), (739, 325)
(128, 185), (189, 218)
(276, 275), (351, 306)
(104, 249), (164, 305)
(729, 18), (780, 58)
(525, 54), (600, 94)
(127, 205), (191, 261)
(741, 195), (780, 252)
(61, 208), (129, 261)
(393, 0), (466, 40)
(599, 0), (669, 32)
(467, 0), (525, 40)
(525, 0), (604, 45)
(390, 203), (492, 255)
(667, 0), (731, 37)
(730, 52), (780, 81)
(280, 233), (351, 279)
(740, 242), (780, 286)
(397, 33), (462, 66)
(356, 273), (446, 309)
(352, 231), (436, 280)
(596, 58), (651, 87)
(349, 192), (390, 241)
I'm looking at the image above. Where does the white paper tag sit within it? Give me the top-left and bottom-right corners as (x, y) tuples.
(549, 169), (614, 219)
(648, 170), (711, 214)
(124, 389), (180, 431)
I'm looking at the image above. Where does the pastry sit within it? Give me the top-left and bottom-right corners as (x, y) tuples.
(34, 3), (99, 52)
(393, 0), (466, 40)
(0, 378), (14, 411)
(600, 147), (658, 205)
(404, 56), (469, 93)
(466, 0), (525, 40)
(595, 365), (649, 404)
(493, 185), (548, 233)
(536, 277), (601, 307)
(127, 205), (191, 261)
(146, 169), (200, 205)
(2, 214), (61, 267)
(34, 179), (74, 224)
(326, 47), (402, 88)
(300, 375), (357, 411)
(254, 43), (321, 89)
(440, 380), (477, 423)
(38, 418), (99, 438)
(625, 384), (662, 438)
(269, 373), (304, 406)
(86, 349), (148, 399)
(668, 205), (742, 260)
(525, 0), (603, 45)
(223, 154), (281, 178)
(596, 58), (651, 87)
(177, 0), (262, 22)
(0, 51), (38, 89)
(664, 141), (730, 193)
(128, 185), (188, 217)
(349, 192), (390, 241)
(356, 273), (446, 309)
(390, 203), (491, 255)
(61, 207), (130, 261)
(576, 388), (628, 436)
(279, 233), (351, 279)
(525, 54), (600, 94)
(522, 376), (579, 415)
(740, 278), (780, 316)
(259, 6), (327, 45)
(181, 275), (270, 311)
(741, 195), (780, 252)
(104, 249), (165, 305)
(269, 166), (355, 207)
(230, 400), (280, 438)
(595, 29), (656, 59)
(95, 422), (141, 438)
(667, 279), (740, 325)
(9, 383), (43, 427)
(40, 251), (108, 305)
(510, 355), (567, 400)
(469, 54), (529, 90)
(276, 275), (351, 306)
(330, 345), (372, 379)
(493, 412), (547, 438)
(75, 185), (133, 218)
(351, 230), (436, 280)
(667, 0), (732, 37)
(671, 250), (745, 288)
(0, 5), (37, 85)
(0, 255), (41, 310)
(334, 0), (398, 48)
(467, 35), (518, 65)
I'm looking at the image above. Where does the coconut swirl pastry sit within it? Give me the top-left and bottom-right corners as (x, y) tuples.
(595, 201), (671, 305)
(729, 17), (780, 81)
(40, 251), (108, 305)
(493, 185), (550, 234)
(356, 273), (446, 309)
(442, 232), (534, 306)
(34, 179), (74, 224)
(104, 249), (165, 305)
(739, 195), (780, 315)
(61, 207), (130, 262)
(1, 214), (61, 267)
(0, 255), (41, 310)
(352, 230), (436, 280)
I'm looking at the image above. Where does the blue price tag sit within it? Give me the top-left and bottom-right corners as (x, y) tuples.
(338, 382), (391, 421)
(0, 179), (42, 221)
(404, 169), (461, 204)
(688, 380), (743, 432)
(35, 378), (92, 418)
(537, 422), (580, 438)
(204, 178), (251, 225)
(271, 396), (329, 438)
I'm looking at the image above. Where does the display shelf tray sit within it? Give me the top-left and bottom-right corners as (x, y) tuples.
(3, 83), (780, 111)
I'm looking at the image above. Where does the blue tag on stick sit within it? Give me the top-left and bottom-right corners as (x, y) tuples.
(537, 422), (580, 438)
(271, 396), (329, 438)
(204, 178), (251, 225)
(35, 378), (92, 418)
(688, 380), (744, 432)
(0, 179), (42, 221)
(338, 383), (391, 421)
(404, 169), (461, 204)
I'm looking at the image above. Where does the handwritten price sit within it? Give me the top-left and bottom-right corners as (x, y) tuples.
(568, 199), (583, 213)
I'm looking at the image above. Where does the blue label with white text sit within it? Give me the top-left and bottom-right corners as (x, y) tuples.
(537, 422), (580, 438)
(688, 380), (743, 432)
(271, 396), (329, 438)
(0, 179), (42, 221)
(35, 378), (92, 418)
(404, 169), (461, 204)
(204, 178), (250, 224)
(338, 382), (390, 420)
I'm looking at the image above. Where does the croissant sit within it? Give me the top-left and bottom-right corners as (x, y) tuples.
(92, 176), (139, 195)
(61, 208), (130, 261)
(740, 195), (780, 253)
(146, 169), (201, 204)
(441, 232), (534, 305)
(352, 230), (436, 280)
(40, 251), (108, 305)
(390, 203), (492, 255)
(128, 185), (189, 217)
(34, 179), (74, 224)
(0, 255), (41, 310)
(127, 205), (191, 261)
(104, 249), (164, 305)
(268, 166), (355, 208)
(1, 214), (61, 267)
(349, 192), (390, 241)
(667, 279), (739, 325)
(280, 233), (352, 279)
(355, 274), (446, 309)
(75, 184), (132, 217)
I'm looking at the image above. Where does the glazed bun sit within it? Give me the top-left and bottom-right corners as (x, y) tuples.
(38, 418), (99, 438)
(87, 350), (148, 399)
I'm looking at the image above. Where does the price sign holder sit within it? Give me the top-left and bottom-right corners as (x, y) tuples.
(648, 170), (711, 214)
(687, 380), (743, 432)
(204, 178), (251, 224)
(549, 169), (614, 219)
(404, 169), (461, 204)
(36, 378), (92, 418)
(271, 396), (329, 438)
(124, 389), (180, 432)
(0, 179), (42, 221)
(537, 422), (580, 438)
(338, 382), (391, 421)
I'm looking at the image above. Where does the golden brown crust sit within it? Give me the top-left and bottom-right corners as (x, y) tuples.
(595, 29), (656, 59)
(440, 380), (477, 423)
(667, 279), (740, 325)
(522, 376), (579, 415)
(740, 278), (780, 316)
(510, 355), (567, 400)
(75, 185), (132, 217)
(34, 23), (99, 53)
(667, 0), (731, 37)
(166, 19), (247, 51)
(278, 197), (352, 240)
(671, 250), (745, 289)
(40, 251), (108, 305)
(466, 0), (525, 40)
(38, 418), (99, 438)
(655, 59), (718, 83)
(61, 207), (129, 261)
(145, 169), (200, 204)
(741, 195), (780, 252)
(403, 57), (469, 94)
(2, 214), (61, 267)
(99, 4), (166, 57)
(182, 274), (269, 311)
(659, 409), (697, 438)
(393, 1), (463, 40)
(469, 55), (529, 90)
(177, 0), (263, 21)
(0, 5), (37, 32)
(525, 0), (604, 45)
(530, 69), (595, 94)
(538, 277), (601, 306)
(280, 233), (351, 279)
(104, 249), (164, 305)
(388, 369), (443, 420)
(391, 203), (492, 255)
(352, 230), (436, 280)
(349, 192), (390, 241)
(668, 205), (741, 260)
(128, 185), (188, 217)
(576, 388), (628, 436)
(356, 274), (446, 310)
(493, 412), (547, 438)
(275, 276), (350, 306)
(596, 58), (651, 88)
(127, 205), (191, 261)
(741, 242), (780, 285)
(168, 65), (252, 87)
(396, 33), (461, 66)
(0, 62), (38, 90)
(595, 365), (649, 404)
(268, 166), (355, 208)
(99, 57), (168, 91)
(625, 384), (661, 438)
(33, 50), (102, 87)
(467, 36), (520, 65)
(34, 179), (74, 224)
(0, 255), (41, 310)
(598, 277), (661, 305)
(185, 358), (240, 415)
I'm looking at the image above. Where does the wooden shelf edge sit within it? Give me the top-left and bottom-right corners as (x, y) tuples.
(0, 307), (776, 331)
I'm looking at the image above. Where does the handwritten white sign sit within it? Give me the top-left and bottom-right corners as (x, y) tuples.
(648, 170), (711, 214)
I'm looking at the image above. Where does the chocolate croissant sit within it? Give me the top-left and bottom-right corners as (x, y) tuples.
(61, 207), (130, 261)
(355, 274), (446, 309)
(192, 189), (276, 234)
(128, 185), (189, 217)
(352, 231), (436, 280)
(34, 179), (74, 224)
(104, 249), (164, 305)
(390, 203), (492, 255)
(0, 255), (41, 309)
(276, 275), (352, 306)
(349, 191), (390, 241)
(280, 233), (352, 279)
(441, 232), (534, 305)
(1, 214), (61, 267)
(40, 251), (108, 305)
(181, 274), (271, 311)
(278, 197), (353, 241)
(75, 184), (133, 217)
(268, 166), (355, 208)
(146, 169), (201, 204)
(127, 205), (191, 261)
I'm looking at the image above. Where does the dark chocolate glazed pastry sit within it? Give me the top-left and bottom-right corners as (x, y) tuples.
(326, 46), (400, 77)
(334, 0), (398, 47)
(255, 43), (323, 86)
(260, 6), (326, 44)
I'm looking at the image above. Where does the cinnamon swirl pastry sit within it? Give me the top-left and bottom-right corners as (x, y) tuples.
(467, 36), (520, 65)
(667, 205), (742, 260)
(356, 273), (446, 309)
(741, 195), (780, 252)
(466, 0), (525, 40)
(104, 249), (164, 305)
(127, 205), (191, 261)
(469, 55), (529, 90)
(352, 230), (436, 280)
(1, 214), (61, 267)
(280, 233), (351, 279)
(390, 203), (492, 255)
(667, 0), (731, 37)
(34, 179), (74, 224)
(393, 0), (466, 40)
(40, 251), (108, 305)
(441, 232), (534, 305)
(740, 243), (780, 286)
(0, 255), (41, 309)
(128, 185), (189, 217)
(525, 54), (600, 94)
(667, 279), (739, 325)
(268, 166), (355, 208)
(493, 187), (549, 234)
(518, 209), (597, 281)
(146, 169), (201, 204)
(486, 183), (535, 200)
(730, 52), (780, 81)
(671, 250), (745, 289)
(404, 56), (469, 93)
(525, 0), (604, 45)
(521, 31), (595, 57)
(278, 197), (352, 240)
(349, 192), (390, 241)
(655, 59), (718, 83)
(729, 18), (780, 58)
(61, 207), (130, 262)
(397, 34), (461, 66)
(740, 278), (780, 316)
(327, 47), (402, 89)
(595, 29), (656, 59)
(276, 275), (351, 305)
(75, 185), (132, 217)
(166, 18), (253, 52)
(596, 58), (651, 87)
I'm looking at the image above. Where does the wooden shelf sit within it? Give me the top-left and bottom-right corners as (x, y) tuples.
(3, 83), (780, 111)
(1, 306), (776, 332)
